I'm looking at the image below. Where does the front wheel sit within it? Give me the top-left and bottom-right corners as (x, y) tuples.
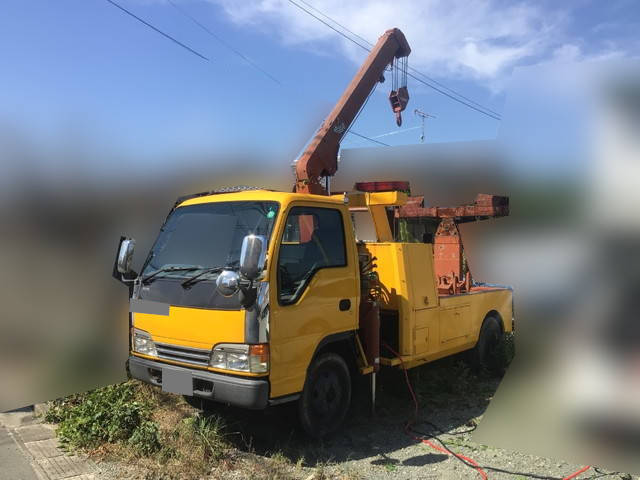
(298, 353), (351, 438)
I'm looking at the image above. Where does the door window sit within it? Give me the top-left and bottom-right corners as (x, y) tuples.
(277, 207), (346, 304)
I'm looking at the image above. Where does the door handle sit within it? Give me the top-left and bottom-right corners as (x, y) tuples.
(339, 299), (351, 311)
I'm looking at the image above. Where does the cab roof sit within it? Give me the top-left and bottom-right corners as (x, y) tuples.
(176, 188), (346, 209)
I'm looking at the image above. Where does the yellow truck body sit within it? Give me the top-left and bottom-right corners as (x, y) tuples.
(123, 188), (512, 431)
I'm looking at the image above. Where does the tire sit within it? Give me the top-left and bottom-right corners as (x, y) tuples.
(298, 353), (352, 438)
(470, 316), (502, 373)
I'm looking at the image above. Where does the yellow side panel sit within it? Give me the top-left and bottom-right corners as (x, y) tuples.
(414, 308), (440, 354)
(405, 243), (438, 310)
(414, 326), (429, 355)
(134, 307), (245, 350)
(439, 305), (472, 348)
(365, 241), (513, 365)
(440, 289), (512, 336)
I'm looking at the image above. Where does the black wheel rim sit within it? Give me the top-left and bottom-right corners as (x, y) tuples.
(311, 369), (342, 419)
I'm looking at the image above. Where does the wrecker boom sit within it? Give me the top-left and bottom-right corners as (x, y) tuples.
(294, 28), (411, 195)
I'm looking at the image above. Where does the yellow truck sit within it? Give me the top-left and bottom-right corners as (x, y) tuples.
(113, 29), (513, 437)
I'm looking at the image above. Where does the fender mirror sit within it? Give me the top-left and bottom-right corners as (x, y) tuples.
(216, 270), (240, 297)
(113, 236), (138, 282)
(239, 234), (266, 281)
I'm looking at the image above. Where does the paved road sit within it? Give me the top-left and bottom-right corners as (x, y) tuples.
(0, 425), (39, 480)
(0, 407), (94, 480)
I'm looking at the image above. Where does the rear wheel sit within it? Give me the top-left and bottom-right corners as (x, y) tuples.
(298, 353), (351, 438)
(471, 316), (502, 373)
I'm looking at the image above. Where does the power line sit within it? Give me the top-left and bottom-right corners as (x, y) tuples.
(287, 0), (502, 120)
(371, 125), (421, 138)
(291, 0), (501, 118)
(347, 130), (390, 146)
(407, 71), (501, 120)
(104, 0), (210, 62)
(106, 0), (391, 146)
(287, 0), (371, 51)
(406, 67), (502, 118)
(166, 0), (281, 85)
(296, 0), (374, 48)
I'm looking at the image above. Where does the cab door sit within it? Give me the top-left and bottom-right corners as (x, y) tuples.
(269, 203), (358, 398)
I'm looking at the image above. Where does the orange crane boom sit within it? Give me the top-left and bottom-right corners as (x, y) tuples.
(294, 28), (411, 195)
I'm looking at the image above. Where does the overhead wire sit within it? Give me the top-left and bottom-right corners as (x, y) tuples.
(371, 126), (421, 138)
(292, 0), (501, 118)
(104, 0), (210, 61)
(104, 0), (406, 146)
(347, 130), (390, 146)
(166, 0), (282, 85)
(343, 81), (388, 146)
(287, 0), (502, 121)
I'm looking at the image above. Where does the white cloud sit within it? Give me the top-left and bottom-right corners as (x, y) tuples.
(144, 0), (631, 92)
(207, 0), (560, 87)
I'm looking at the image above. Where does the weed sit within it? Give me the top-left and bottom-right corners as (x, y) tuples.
(186, 413), (227, 462)
(46, 382), (159, 454)
(384, 462), (397, 472)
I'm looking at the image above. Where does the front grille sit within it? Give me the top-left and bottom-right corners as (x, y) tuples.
(155, 343), (211, 366)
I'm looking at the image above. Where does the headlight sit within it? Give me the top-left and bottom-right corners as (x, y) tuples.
(133, 328), (157, 356)
(210, 344), (269, 373)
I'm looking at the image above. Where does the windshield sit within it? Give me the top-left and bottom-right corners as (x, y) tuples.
(142, 201), (279, 280)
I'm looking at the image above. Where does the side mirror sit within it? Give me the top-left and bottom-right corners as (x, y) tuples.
(239, 234), (267, 281)
(113, 236), (137, 281)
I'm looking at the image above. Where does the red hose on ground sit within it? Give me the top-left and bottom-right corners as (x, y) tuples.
(381, 343), (591, 480)
(382, 343), (488, 480)
(562, 465), (591, 480)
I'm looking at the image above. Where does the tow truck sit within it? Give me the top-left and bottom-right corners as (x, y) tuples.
(113, 28), (513, 437)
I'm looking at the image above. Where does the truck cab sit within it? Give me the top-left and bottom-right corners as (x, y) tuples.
(117, 190), (359, 426)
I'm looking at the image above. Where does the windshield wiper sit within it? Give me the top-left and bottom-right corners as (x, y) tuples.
(181, 261), (239, 289)
(142, 266), (200, 284)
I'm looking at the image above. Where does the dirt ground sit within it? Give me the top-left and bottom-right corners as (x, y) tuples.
(197, 358), (619, 480)
(69, 354), (635, 480)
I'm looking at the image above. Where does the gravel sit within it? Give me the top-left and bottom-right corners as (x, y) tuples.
(56, 356), (639, 480)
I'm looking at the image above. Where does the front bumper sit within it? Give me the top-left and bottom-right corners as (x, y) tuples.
(129, 355), (269, 409)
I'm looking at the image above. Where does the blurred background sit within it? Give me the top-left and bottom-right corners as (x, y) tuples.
(1, 0), (639, 474)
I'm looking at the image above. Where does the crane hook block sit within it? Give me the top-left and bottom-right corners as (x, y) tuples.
(389, 86), (410, 126)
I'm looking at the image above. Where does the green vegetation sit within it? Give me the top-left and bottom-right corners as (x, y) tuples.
(45, 382), (160, 453)
(42, 336), (516, 479)
(45, 381), (229, 477)
(45, 380), (305, 479)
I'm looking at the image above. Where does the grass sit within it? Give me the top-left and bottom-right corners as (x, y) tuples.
(42, 334), (515, 479)
(45, 380), (303, 479)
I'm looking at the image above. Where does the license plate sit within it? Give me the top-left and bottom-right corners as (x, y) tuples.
(162, 368), (193, 395)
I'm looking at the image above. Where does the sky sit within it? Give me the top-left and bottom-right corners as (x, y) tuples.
(1, 0), (638, 170)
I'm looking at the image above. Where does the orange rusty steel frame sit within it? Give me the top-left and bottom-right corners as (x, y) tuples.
(396, 193), (509, 221)
(294, 28), (411, 196)
(396, 194), (509, 295)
